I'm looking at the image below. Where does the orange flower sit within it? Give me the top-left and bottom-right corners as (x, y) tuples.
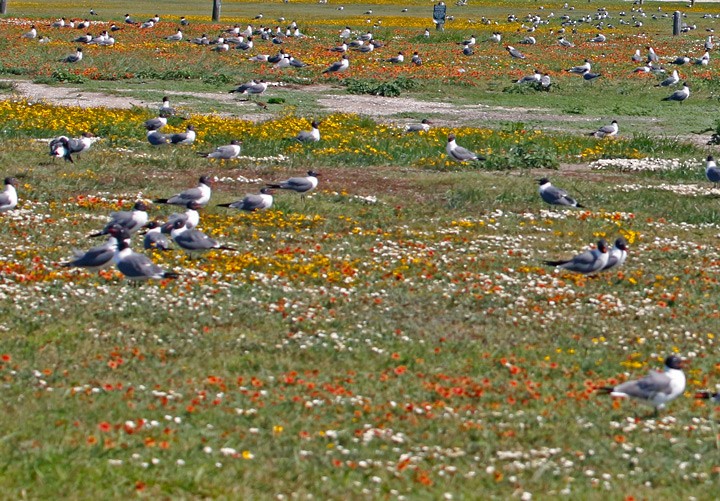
(98, 421), (111, 433)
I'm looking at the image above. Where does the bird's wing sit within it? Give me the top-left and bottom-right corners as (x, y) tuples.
(177, 230), (217, 250)
(117, 254), (162, 278)
(541, 186), (571, 204)
(615, 371), (672, 398)
(235, 194), (265, 210)
(282, 177), (313, 191)
(168, 188), (202, 203)
(452, 146), (477, 160)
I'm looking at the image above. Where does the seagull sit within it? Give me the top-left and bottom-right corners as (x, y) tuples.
(267, 171), (320, 198)
(506, 46), (525, 59)
(597, 356), (686, 415)
(158, 96), (176, 118)
(295, 121), (321, 142)
(61, 237), (117, 271)
(0, 177), (19, 212)
(460, 35), (476, 46)
(180, 17), (189, 26)
(154, 176), (212, 206)
(74, 33), (92, 43)
(217, 187), (274, 212)
(631, 49), (642, 62)
(49, 132), (97, 163)
(695, 52), (710, 66)
(323, 55), (349, 74)
(515, 69), (542, 84)
(108, 226), (179, 281)
(519, 36), (536, 45)
(200, 140), (242, 159)
(169, 125), (196, 145)
(544, 239), (610, 275)
(566, 59), (591, 74)
(581, 68), (602, 81)
(462, 43), (474, 56)
(411, 52), (422, 66)
(143, 221), (171, 250)
(22, 25), (37, 39)
(601, 237), (629, 271)
(90, 201), (150, 237)
(706, 155), (720, 187)
(670, 55), (690, 65)
(489, 32), (501, 43)
(589, 33), (606, 42)
(61, 47), (83, 63)
(656, 69), (680, 87)
(589, 120), (619, 138)
(557, 36), (575, 47)
(51, 18), (66, 28)
(647, 46), (659, 63)
(144, 116), (168, 131)
(446, 134), (484, 163)
(124, 14), (136, 25)
(229, 80), (267, 96)
(538, 178), (585, 207)
(167, 200), (201, 230)
(165, 29), (183, 41)
(386, 52), (404, 64)
(147, 130), (170, 146)
(235, 36), (254, 51)
(705, 35), (714, 51)
(340, 26), (351, 39)
(163, 220), (235, 255)
(662, 82), (690, 102)
(329, 41), (347, 53)
(540, 73), (552, 90)
(404, 119), (432, 133)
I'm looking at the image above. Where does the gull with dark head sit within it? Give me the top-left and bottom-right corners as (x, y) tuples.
(544, 239), (609, 275)
(538, 178), (585, 207)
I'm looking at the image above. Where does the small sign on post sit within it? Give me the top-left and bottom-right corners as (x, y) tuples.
(433, 2), (447, 31)
(673, 11), (681, 36)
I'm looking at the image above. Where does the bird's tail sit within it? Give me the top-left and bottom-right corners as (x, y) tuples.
(266, 183), (282, 189)
(217, 245), (236, 251)
(88, 231), (106, 238)
(576, 203), (586, 208)
(196, 152), (210, 157)
(153, 198), (169, 204)
(162, 272), (180, 279)
(661, 97), (671, 101)
(544, 259), (569, 267)
(596, 387), (614, 394)
(216, 203), (233, 208)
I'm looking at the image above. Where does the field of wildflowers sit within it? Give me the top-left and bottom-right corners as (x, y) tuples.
(0, 0), (719, 499)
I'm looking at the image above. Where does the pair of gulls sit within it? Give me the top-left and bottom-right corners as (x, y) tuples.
(49, 132), (97, 163)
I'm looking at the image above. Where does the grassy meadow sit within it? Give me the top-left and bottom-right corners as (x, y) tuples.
(0, 0), (719, 499)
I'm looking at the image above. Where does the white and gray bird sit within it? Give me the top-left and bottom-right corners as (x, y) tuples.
(695, 51), (710, 66)
(515, 69), (542, 84)
(61, 47), (83, 63)
(662, 82), (690, 102)
(167, 200), (201, 230)
(601, 237), (629, 271)
(108, 226), (179, 281)
(217, 187), (274, 212)
(506, 46), (525, 59)
(566, 59), (591, 74)
(165, 29), (183, 41)
(589, 33), (606, 43)
(90, 201), (150, 237)
(158, 96), (175, 118)
(631, 49), (642, 62)
(386, 51), (404, 64)
(169, 125), (196, 145)
(656, 69), (680, 87)
(589, 120), (618, 138)
(142, 221), (171, 250)
(61, 237), (117, 271)
(229, 80), (267, 96)
(598, 356), (686, 414)
(163, 219), (235, 255)
(544, 239), (609, 275)
(670, 55), (690, 65)
(557, 36), (575, 47)
(581, 68), (602, 81)
(200, 140), (242, 160)
(404, 118), (432, 133)
(323, 55), (349, 74)
(295, 121), (321, 142)
(538, 178), (585, 207)
(267, 171), (320, 198)
(22, 25), (37, 39)
(706, 155), (720, 187)
(49, 132), (96, 163)
(154, 176), (212, 206)
(147, 130), (170, 146)
(446, 134), (483, 162)
(0, 177), (19, 212)
(144, 116), (168, 131)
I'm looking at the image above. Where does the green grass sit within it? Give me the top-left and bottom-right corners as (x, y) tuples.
(0, 0), (719, 499)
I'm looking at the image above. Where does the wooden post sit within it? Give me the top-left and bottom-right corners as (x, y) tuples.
(212, 0), (221, 22)
(673, 11), (681, 36)
(0, 0), (7, 15)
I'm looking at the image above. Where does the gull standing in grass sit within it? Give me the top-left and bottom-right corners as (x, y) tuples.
(147, 130), (169, 146)
(144, 116), (168, 131)
(108, 226), (179, 281)
(217, 188), (274, 212)
(581, 68), (602, 81)
(295, 121), (321, 142)
(544, 239), (609, 275)
(662, 82), (690, 102)
(200, 140), (242, 160)
(90, 201), (150, 237)
(0, 177), (19, 212)
(267, 171), (320, 200)
(706, 155), (720, 188)
(446, 134), (483, 162)
(538, 178), (585, 207)
(589, 120), (618, 139)
(48, 132), (96, 163)
(159, 96), (175, 117)
(514, 69), (541, 84)
(597, 356), (686, 415)
(22, 25), (37, 39)
(506, 46), (525, 59)
(323, 55), (349, 74)
(165, 29), (183, 41)
(154, 176), (212, 207)
(61, 237), (117, 271)
(229, 80), (267, 97)
(601, 237), (629, 271)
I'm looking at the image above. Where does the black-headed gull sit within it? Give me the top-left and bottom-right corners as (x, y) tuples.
(662, 82), (690, 102)
(0, 177), (19, 212)
(446, 134), (483, 162)
(267, 171), (319, 199)
(217, 187), (274, 212)
(589, 120), (618, 138)
(200, 140), (242, 160)
(108, 226), (179, 281)
(295, 121), (321, 142)
(154, 176), (212, 206)
(90, 201), (149, 237)
(544, 239), (609, 274)
(538, 178), (585, 208)
(601, 237), (629, 271)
